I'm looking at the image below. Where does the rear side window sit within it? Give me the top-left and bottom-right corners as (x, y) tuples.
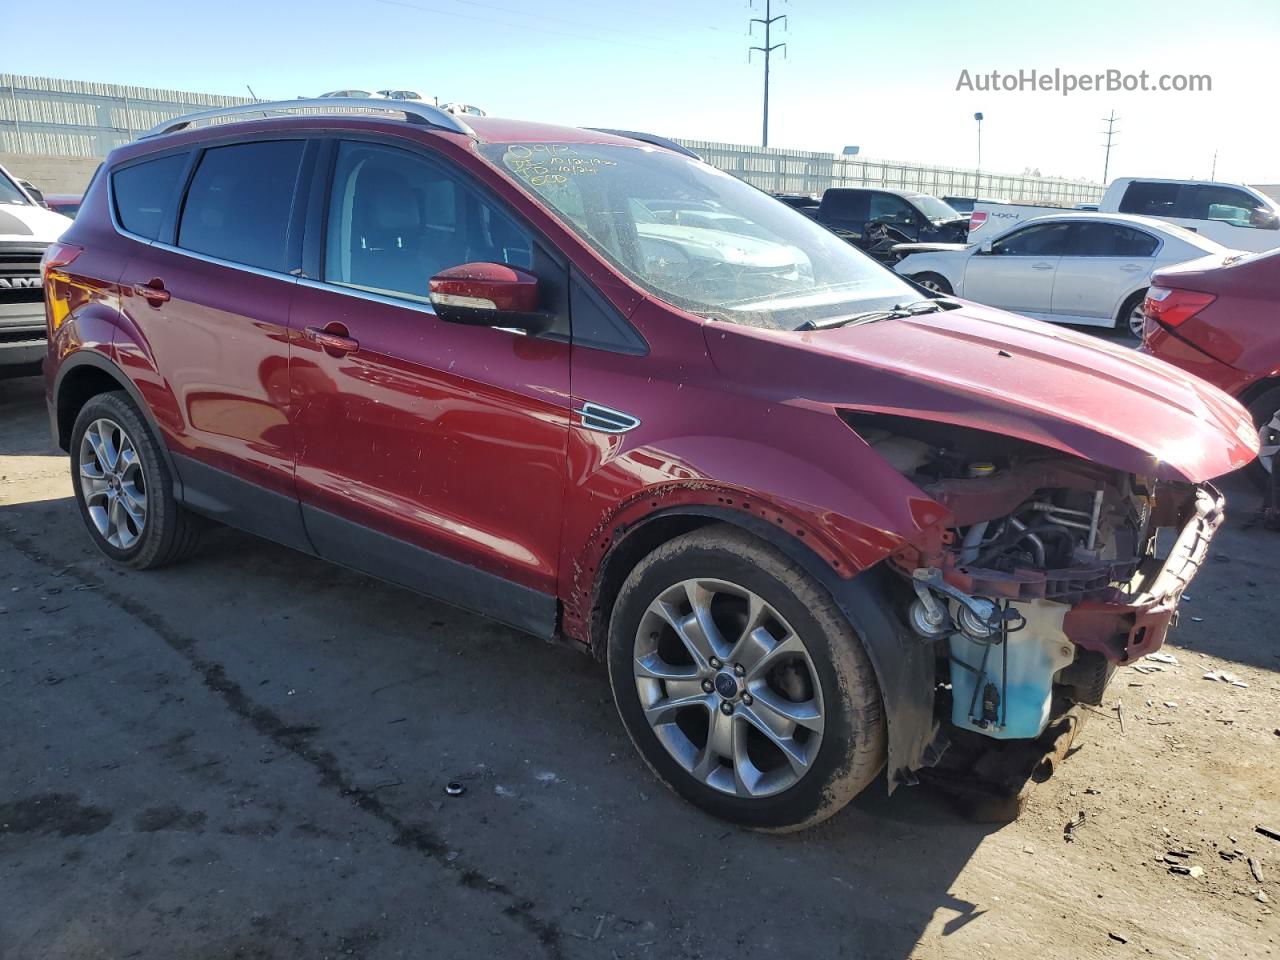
(1067, 222), (1159, 257)
(821, 190), (869, 220)
(112, 154), (187, 239)
(177, 141), (304, 272)
(1118, 181), (1179, 217)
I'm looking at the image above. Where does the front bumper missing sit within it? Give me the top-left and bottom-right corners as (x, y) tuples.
(1064, 483), (1223, 664)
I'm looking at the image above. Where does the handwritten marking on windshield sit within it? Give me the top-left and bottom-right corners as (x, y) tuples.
(503, 145), (617, 187)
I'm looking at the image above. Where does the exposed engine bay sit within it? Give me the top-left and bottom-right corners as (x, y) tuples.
(847, 413), (1223, 744)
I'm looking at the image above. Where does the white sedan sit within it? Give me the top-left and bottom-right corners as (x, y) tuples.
(893, 213), (1229, 337)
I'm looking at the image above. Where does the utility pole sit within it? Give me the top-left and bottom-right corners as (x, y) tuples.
(1210, 149), (1218, 180)
(974, 112), (983, 197)
(1101, 110), (1119, 184)
(749, 0), (786, 148)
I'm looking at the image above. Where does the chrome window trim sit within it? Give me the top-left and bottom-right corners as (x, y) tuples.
(151, 241), (298, 283)
(576, 402), (641, 435)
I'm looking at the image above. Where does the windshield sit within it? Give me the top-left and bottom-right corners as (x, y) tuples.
(478, 142), (919, 330)
(0, 168), (30, 206)
(911, 194), (961, 220)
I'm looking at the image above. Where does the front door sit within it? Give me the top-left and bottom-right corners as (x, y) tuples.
(964, 220), (1071, 315)
(288, 140), (571, 636)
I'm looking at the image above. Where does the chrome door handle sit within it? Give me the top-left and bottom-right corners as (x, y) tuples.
(1120, 264), (1144, 272)
(133, 279), (170, 303)
(1032, 262), (1054, 270)
(304, 325), (359, 354)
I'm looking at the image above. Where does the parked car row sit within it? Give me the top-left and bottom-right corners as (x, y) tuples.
(37, 97), (1255, 830)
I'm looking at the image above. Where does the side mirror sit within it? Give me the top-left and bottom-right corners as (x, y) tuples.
(428, 262), (550, 333)
(19, 180), (47, 206)
(1250, 208), (1280, 230)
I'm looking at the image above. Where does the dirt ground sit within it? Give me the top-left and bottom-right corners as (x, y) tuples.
(1, 372), (1277, 960)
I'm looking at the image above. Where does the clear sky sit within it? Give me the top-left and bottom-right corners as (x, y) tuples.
(14, 0), (1279, 185)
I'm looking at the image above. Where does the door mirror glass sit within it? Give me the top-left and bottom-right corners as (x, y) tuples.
(19, 180), (46, 206)
(429, 262), (549, 332)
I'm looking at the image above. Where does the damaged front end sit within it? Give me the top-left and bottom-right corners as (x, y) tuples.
(849, 412), (1224, 747)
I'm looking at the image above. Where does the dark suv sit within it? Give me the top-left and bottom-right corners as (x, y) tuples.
(44, 99), (1253, 830)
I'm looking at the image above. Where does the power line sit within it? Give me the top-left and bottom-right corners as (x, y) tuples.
(1101, 110), (1119, 184)
(748, 0), (786, 148)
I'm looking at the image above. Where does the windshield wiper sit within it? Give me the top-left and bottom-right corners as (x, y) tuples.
(799, 299), (946, 331)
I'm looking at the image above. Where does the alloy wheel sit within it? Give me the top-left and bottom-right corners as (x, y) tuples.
(1259, 409), (1280, 474)
(632, 578), (825, 798)
(78, 417), (147, 549)
(1127, 301), (1147, 339)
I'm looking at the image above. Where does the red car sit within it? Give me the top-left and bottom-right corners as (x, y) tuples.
(42, 99), (1255, 830)
(1142, 248), (1280, 484)
(44, 193), (83, 218)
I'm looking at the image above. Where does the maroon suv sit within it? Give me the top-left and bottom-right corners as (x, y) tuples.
(43, 99), (1255, 830)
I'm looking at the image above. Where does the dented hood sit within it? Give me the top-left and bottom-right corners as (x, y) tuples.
(707, 302), (1257, 482)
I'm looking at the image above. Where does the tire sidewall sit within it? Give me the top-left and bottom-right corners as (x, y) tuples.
(70, 392), (172, 566)
(1246, 385), (1280, 488)
(607, 538), (873, 830)
(1119, 288), (1147, 338)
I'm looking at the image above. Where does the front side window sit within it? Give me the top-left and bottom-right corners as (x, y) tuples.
(478, 142), (917, 330)
(112, 153), (187, 240)
(324, 141), (532, 302)
(1067, 222), (1159, 257)
(868, 194), (917, 225)
(991, 222), (1072, 256)
(908, 194), (960, 221)
(1190, 186), (1265, 226)
(0, 167), (30, 206)
(177, 140), (304, 272)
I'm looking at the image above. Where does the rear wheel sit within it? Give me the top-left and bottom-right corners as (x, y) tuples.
(1247, 385), (1280, 489)
(910, 272), (952, 295)
(607, 525), (885, 831)
(70, 391), (203, 568)
(1117, 289), (1148, 340)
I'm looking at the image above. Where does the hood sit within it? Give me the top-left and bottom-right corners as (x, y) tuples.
(893, 242), (970, 255)
(706, 302), (1257, 483)
(0, 202), (72, 242)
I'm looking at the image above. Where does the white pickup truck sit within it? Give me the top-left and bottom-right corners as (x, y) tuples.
(0, 162), (72, 374)
(970, 177), (1280, 252)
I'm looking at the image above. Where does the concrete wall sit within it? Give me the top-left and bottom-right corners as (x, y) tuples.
(1, 153), (100, 194)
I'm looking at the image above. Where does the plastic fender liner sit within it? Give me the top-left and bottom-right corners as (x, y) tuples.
(609, 505), (942, 791)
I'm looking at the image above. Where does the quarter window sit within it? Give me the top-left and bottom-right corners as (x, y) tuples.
(323, 141), (532, 302)
(177, 140), (304, 272)
(112, 153), (187, 240)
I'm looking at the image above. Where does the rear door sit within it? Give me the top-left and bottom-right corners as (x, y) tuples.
(286, 138), (571, 635)
(963, 221), (1071, 315)
(1050, 221), (1158, 324)
(817, 189), (869, 235)
(115, 137), (312, 549)
(1179, 185), (1280, 251)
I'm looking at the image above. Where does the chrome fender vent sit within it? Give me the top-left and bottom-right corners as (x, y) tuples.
(576, 402), (640, 434)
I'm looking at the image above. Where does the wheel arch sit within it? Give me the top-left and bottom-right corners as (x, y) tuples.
(588, 503), (940, 792)
(1115, 285), (1149, 326)
(53, 351), (183, 499)
(1239, 374), (1280, 410)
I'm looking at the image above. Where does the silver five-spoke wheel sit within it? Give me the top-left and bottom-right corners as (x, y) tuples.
(633, 578), (824, 799)
(78, 417), (147, 549)
(1127, 300), (1147, 339)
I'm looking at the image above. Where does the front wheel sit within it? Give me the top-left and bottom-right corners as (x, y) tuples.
(607, 526), (885, 831)
(910, 272), (952, 295)
(1247, 385), (1280, 489)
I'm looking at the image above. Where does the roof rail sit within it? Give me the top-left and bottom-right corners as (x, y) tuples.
(587, 129), (700, 161)
(139, 98), (477, 140)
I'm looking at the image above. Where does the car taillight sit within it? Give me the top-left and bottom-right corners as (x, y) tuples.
(40, 240), (82, 280)
(1143, 285), (1216, 328)
(969, 211), (988, 232)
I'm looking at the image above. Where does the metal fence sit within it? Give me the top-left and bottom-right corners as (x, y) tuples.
(1, 73), (1104, 206)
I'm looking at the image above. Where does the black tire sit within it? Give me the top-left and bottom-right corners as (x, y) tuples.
(1246, 385), (1280, 490)
(69, 391), (203, 569)
(910, 272), (952, 296)
(607, 525), (885, 832)
(1116, 289), (1148, 340)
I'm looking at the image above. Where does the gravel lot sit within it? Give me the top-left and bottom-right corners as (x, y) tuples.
(1, 372), (1277, 960)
